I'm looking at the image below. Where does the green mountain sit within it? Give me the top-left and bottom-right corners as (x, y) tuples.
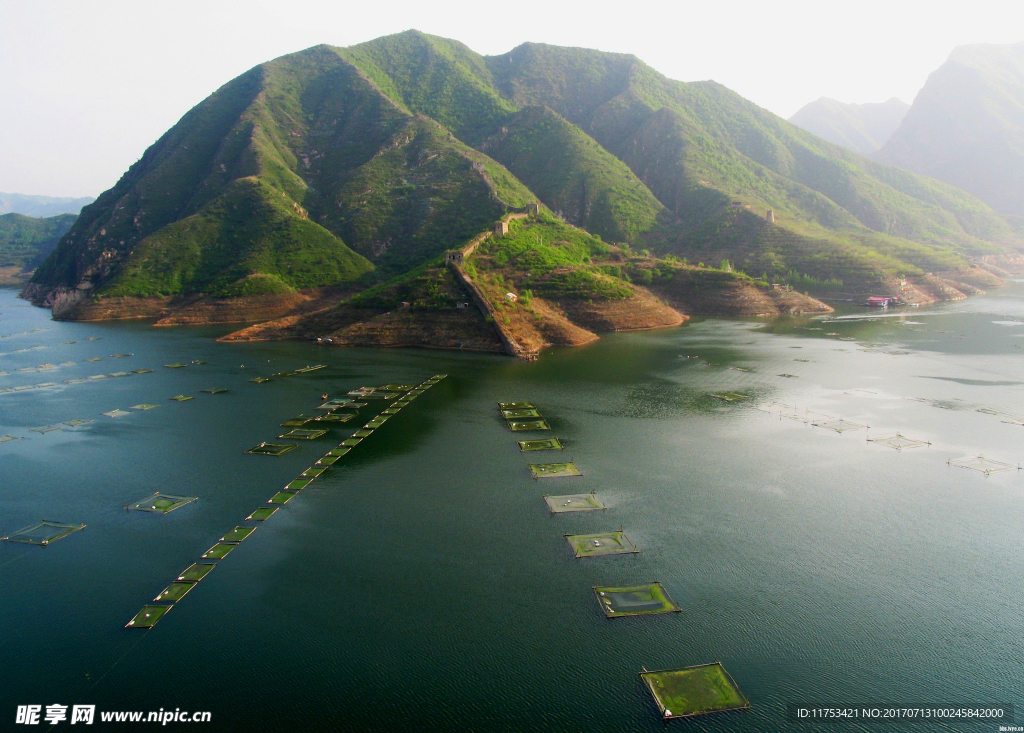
(877, 42), (1024, 217)
(789, 97), (909, 156)
(0, 213), (77, 282)
(28, 31), (1023, 320)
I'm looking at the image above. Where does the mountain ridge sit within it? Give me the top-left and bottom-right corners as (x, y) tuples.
(23, 31), (1023, 353)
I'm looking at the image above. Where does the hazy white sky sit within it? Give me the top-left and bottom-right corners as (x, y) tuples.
(2, 0), (1022, 198)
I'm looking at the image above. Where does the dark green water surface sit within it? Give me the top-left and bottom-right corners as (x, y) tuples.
(2, 284), (1024, 731)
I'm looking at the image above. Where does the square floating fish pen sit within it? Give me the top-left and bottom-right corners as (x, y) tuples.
(128, 493), (196, 514)
(154, 581), (196, 603)
(544, 493), (605, 513)
(2, 520), (85, 545)
(168, 395), (194, 402)
(300, 467), (326, 478)
(566, 531), (638, 558)
(509, 419), (551, 432)
(201, 543), (237, 560)
(315, 412), (355, 424)
(867, 433), (931, 451)
(640, 663), (750, 720)
(328, 447), (351, 457)
(221, 526), (255, 543)
(352, 429), (373, 438)
(812, 418), (868, 433)
(498, 401), (535, 410)
(316, 456), (339, 466)
(0, 434), (22, 443)
(246, 442), (296, 456)
(593, 583), (680, 618)
(711, 392), (751, 402)
(130, 404), (160, 411)
(502, 408), (541, 419)
(278, 429), (327, 440)
(125, 605), (170, 629)
(163, 363), (188, 369)
(519, 438), (563, 452)
(30, 425), (63, 434)
(948, 455), (1021, 476)
(201, 388), (228, 394)
(280, 416), (317, 427)
(132, 369), (154, 374)
(246, 507), (278, 522)
(102, 409), (131, 418)
(340, 437), (362, 447)
(285, 478), (312, 491)
(177, 563), (215, 582)
(530, 462), (582, 479)
(250, 377), (271, 383)
(269, 491), (296, 505)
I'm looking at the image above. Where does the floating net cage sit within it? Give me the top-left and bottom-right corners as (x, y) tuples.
(593, 582), (680, 618)
(519, 438), (563, 452)
(131, 404), (160, 411)
(509, 419), (551, 432)
(201, 388), (228, 394)
(502, 408), (541, 419)
(530, 462), (582, 479)
(125, 605), (170, 629)
(246, 507), (278, 522)
(102, 409), (131, 418)
(30, 425), (63, 434)
(247, 442), (296, 456)
(201, 543), (236, 560)
(948, 455), (1021, 476)
(544, 493), (605, 513)
(2, 520), (85, 545)
(301, 467), (326, 478)
(352, 429), (374, 438)
(324, 398), (353, 407)
(812, 418), (868, 433)
(168, 395), (193, 402)
(0, 434), (22, 443)
(316, 455), (339, 466)
(132, 369), (154, 374)
(177, 563), (215, 582)
(640, 662), (751, 720)
(285, 478), (312, 491)
(154, 581), (196, 603)
(566, 531), (638, 558)
(163, 363), (188, 369)
(278, 428), (327, 440)
(328, 447), (351, 457)
(268, 491), (296, 505)
(340, 437), (362, 447)
(128, 493), (197, 514)
(867, 433), (931, 451)
(711, 392), (751, 402)
(221, 526), (255, 543)
(280, 416), (317, 427)
(250, 377), (271, 383)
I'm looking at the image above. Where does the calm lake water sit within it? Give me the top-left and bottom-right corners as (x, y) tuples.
(2, 284), (1023, 731)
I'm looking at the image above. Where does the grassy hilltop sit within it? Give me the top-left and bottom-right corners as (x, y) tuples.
(26, 31), (1024, 332)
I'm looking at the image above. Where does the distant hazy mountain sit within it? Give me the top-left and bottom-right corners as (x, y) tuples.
(877, 42), (1024, 216)
(0, 192), (94, 217)
(789, 97), (909, 155)
(0, 213), (77, 282)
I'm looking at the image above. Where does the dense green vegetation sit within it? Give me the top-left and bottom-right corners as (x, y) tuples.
(29, 30), (1024, 309)
(0, 213), (76, 270)
(471, 214), (634, 300)
(100, 178), (371, 297)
